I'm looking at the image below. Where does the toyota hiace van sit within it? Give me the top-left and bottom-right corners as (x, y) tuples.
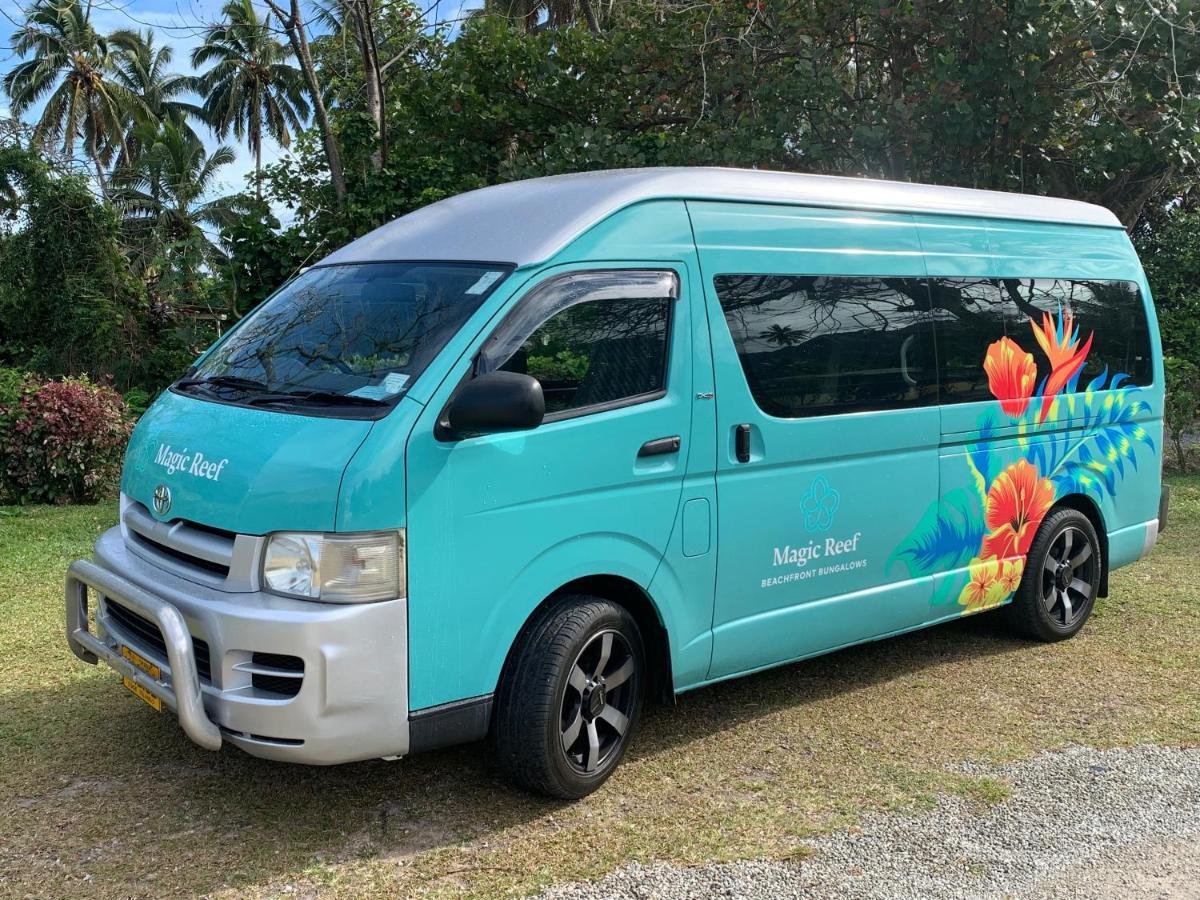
(66, 168), (1167, 798)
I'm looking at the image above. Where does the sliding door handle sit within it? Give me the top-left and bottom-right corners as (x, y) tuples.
(638, 436), (681, 458)
(735, 423), (751, 463)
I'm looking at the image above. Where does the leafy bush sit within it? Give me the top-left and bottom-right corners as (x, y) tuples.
(0, 367), (32, 409)
(0, 376), (133, 504)
(1165, 357), (1200, 474)
(121, 387), (152, 417)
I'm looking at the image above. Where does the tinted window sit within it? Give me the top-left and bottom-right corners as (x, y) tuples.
(714, 275), (937, 418)
(929, 277), (1153, 404)
(482, 271), (675, 416)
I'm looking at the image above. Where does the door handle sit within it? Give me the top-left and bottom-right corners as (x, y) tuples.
(638, 436), (681, 458)
(735, 423), (751, 463)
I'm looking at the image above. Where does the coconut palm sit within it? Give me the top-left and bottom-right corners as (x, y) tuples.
(191, 0), (310, 197)
(3, 0), (140, 194)
(114, 122), (238, 272)
(107, 29), (205, 166)
(471, 0), (604, 32)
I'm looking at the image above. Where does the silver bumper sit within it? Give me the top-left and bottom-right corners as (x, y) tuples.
(65, 526), (409, 764)
(67, 557), (223, 751)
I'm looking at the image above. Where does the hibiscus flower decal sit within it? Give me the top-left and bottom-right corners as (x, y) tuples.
(982, 459), (1056, 560)
(801, 476), (840, 532)
(958, 557), (1007, 612)
(983, 336), (1037, 418)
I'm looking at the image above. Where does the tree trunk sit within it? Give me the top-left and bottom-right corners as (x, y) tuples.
(87, 125), (109, 201)
(579, 0), (601, 34)
(349, 0), (387, 170)
(265, 0), (347, 210)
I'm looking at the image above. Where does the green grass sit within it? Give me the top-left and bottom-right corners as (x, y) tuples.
(1, 483), (1198, 898)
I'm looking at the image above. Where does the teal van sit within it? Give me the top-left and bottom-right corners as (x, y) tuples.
(65, 168), (1167, 798)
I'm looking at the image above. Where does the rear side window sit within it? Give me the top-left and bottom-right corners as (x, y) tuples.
(929, 277), (1153, 404)
(713, 275), (937, 418)
(479, 270), (676, 417)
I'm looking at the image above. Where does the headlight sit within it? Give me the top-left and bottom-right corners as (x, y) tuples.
(261, 530), (405, 603)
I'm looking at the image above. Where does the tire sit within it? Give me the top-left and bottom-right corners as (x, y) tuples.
(1003, 507), (1103, 642)
(493, 595), (645, 799)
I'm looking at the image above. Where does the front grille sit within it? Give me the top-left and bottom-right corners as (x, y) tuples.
(104, 599), (212, 682)
(122, 500), (235, 581)
(128, 531), (231, 577)
(250, 652), (304, 697)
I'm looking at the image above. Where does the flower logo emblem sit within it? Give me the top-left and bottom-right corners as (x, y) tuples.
(801, 476), (840, 532)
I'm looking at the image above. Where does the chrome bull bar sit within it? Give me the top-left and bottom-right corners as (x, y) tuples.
(65, 558), (222, 751)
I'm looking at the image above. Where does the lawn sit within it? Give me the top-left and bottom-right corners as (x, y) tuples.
(0, 482), (1197, 898)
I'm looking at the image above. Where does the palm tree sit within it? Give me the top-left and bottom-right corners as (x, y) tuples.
(113, 122), (238, 273)
(107, 30), (205, 166)
(192, 0), (310, 198)
(4, 0), (140, 195)
(472, 0), (604, 33)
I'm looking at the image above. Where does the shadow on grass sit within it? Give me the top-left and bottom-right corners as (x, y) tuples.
(0, 611), (1028, 895)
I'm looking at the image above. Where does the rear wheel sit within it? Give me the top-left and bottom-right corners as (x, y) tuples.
(1004, 507), (1102, 642)
(494, 595), (645, 799)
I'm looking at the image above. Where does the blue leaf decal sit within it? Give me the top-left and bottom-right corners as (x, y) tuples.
(889, 488), (985, 577)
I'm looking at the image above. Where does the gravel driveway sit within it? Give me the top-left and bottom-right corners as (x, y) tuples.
(537, 745), (1200, 899)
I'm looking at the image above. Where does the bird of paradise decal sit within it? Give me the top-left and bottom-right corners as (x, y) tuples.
(891, 306), (1154, 613)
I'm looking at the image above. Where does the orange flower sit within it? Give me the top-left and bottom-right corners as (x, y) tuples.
(1030, 310), (1094, 423)
(998, 558), (1025, 593)
(958, 557), (1007, 612)
(983, 337), (1037, 418)
(982, 460), (1056, 560)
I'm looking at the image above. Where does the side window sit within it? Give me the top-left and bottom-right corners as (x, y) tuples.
(478, 270), (676, 417)
(713, 275), (937, 418)
(930, 277), (1153, 406)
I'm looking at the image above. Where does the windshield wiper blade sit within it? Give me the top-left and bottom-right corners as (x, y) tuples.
(249, 388), (390, 408)
(176, 374), (272, 393)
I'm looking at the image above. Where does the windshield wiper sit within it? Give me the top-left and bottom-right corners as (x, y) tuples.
(176, 374), (272, 393)
(247, 388), (390, 409)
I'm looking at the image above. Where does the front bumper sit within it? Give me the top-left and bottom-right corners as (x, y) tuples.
(66, 526), (409, 764)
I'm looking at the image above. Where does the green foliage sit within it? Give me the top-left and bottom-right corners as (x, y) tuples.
(1135, 207), (1200, 366)
(0, 375), (133, 504)
(0, 366), (32, 409)
(0, 147), (144, 380)
(527, 349), (590, 384)
(1164, 357), (1200, 474)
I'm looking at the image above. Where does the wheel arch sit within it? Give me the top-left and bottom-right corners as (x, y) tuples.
(496, 574), (676, 705)
(1052, 493), (1110, 596)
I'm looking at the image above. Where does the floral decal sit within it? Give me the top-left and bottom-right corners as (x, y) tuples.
(801, 475), (840, 532)
(1030, 310), (1093, 423)
(981, 459), (1056, 560)
(890, 306), (1154, 615)
(983, 336), (1037, 418)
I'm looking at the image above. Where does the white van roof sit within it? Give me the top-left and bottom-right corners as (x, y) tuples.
(319, 167), (1124, 268)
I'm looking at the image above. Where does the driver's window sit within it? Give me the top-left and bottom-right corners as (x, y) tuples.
(479, 270), (677, 417)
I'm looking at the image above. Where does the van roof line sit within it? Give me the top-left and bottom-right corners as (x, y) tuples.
(318, 167), (1125, 268)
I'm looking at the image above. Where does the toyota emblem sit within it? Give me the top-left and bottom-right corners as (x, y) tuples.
(152, 484), (172, 517)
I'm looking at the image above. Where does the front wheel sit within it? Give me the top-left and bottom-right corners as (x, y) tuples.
(493, 595), (645, 799)
(1004, 507), (1102, 642)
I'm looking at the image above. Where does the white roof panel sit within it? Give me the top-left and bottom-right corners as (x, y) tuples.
(319, 167), (1124, 268)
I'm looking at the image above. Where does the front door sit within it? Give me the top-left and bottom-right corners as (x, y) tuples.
(403, 265), (697, 710)
(690, 203), (942, 680)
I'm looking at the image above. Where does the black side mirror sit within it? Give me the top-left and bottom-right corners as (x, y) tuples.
(445, 371), (545, 437)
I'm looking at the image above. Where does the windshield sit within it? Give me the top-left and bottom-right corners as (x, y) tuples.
(180, 263), (509, 414)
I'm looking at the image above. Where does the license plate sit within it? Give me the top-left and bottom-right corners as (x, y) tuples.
(121, 645), (161, 679)
(122, 676), (162, 712)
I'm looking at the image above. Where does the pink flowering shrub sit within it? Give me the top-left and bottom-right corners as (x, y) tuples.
(1, 376), (133, 504)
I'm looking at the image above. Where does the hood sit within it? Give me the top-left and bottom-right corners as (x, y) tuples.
(122, 389), (375, 534)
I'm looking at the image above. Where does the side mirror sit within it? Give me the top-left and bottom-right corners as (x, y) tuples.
(445, 371), (545, 437)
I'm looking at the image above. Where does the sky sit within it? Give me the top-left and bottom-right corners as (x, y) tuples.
(0, 0), (479, 203)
